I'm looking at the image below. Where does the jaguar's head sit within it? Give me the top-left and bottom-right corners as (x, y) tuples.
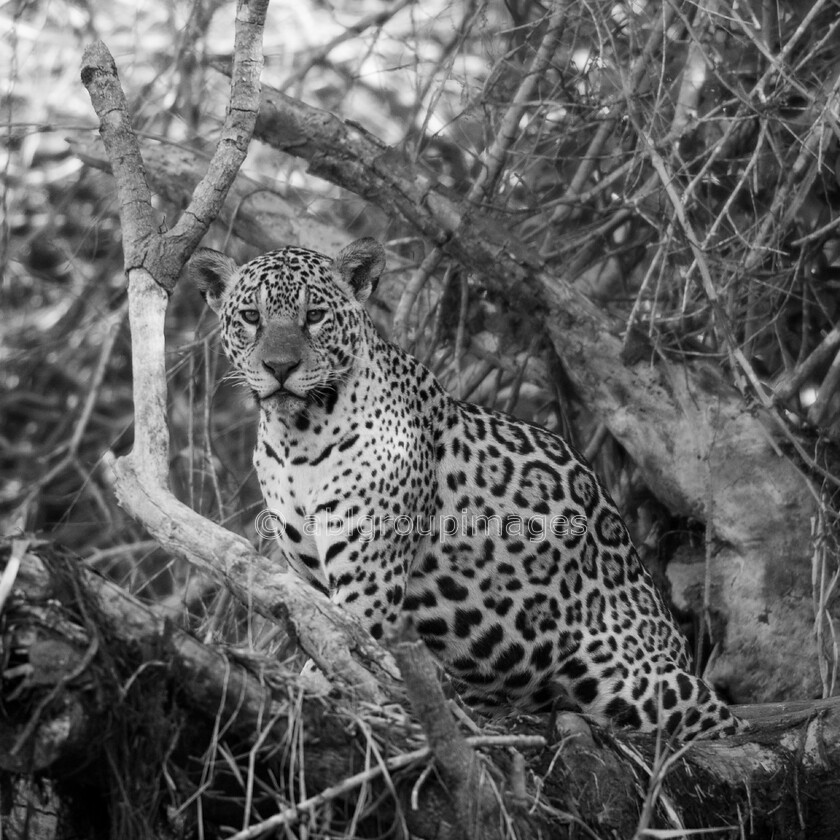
(189, 238), (385, 415)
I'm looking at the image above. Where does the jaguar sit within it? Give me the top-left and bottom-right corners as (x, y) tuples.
(190, 237), (742, 739)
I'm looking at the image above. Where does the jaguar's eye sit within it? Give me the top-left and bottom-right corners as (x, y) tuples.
(306, 309), (327, 325)
(241, 309), (260, 325)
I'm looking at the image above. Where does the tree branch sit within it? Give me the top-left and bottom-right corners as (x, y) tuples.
(106, 454), (398, 701)
(387, 620), (502, 840)
(393, 4), (566, 343)
(79, 42), (157, 271)
(165, 0), (270, 262)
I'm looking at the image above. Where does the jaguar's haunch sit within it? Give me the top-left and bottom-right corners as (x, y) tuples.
(190, 238), (742, 739)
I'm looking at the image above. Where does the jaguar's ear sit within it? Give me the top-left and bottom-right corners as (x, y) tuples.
(334, 238), (385, 304)
(188, 248), (239, 314)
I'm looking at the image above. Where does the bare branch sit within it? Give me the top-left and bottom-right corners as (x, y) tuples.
(106, 451), (399, 702)
(773, 326), (840, 403)
(166, 0), (270, 259)
(393, 5), (566, 344)
(81, 0), (269, 289)
(471, 6), (566, 201)
(546, 2), (678, 230)
(79, 42), (157, 268)
(279, 0), (414, 92)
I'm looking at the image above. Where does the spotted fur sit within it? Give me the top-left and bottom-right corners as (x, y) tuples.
(190, 238), (743, 739)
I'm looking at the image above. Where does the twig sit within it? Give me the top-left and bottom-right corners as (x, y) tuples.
(226, 728), (546, 840)
(454, 270), (470, 393)
(393, 247), (445, 344)
(707, 50), (840, 311)
(618, 738), (693, 840)
(392, 5), (565, 345)
(632, 120), (771, 406)
(279, 0), (414, 92)
(669, 0), (718, 138)
(228, 747), (430, 840)
(773, 316), (840, 402)
(85, 540), (160, 567)
(409, 0), (484, 154)
(164, 0), (271, 271)
(11, 301), (127, 526)
(458, 359), (495, 403)
(471, 6), (566, 200)
(504, 336), (540, 415)
(582, 423), (608, 463)
(695, 122), (769, 252)
(545, 0), (678, 232)
(811, 513), (840, 698)
(418, 264), (454, 366)
(0, 538), (28, 616)
(748, 0), (835, 101)
(203, 339), (226, 519)
(411, 761), (436, 810)
(808, 346), (840, 427)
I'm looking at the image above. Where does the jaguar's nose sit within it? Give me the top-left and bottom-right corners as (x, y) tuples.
(263, 358), (301, 384)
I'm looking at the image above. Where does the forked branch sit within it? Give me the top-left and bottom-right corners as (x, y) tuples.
(79, 0), (394, 699)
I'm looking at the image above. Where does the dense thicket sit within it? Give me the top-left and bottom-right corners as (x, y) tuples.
(3, 1), (840, 837)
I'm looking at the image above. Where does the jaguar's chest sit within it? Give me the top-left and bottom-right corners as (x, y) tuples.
(255, 399), (429, 533)
(255, 419), (362, 516)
